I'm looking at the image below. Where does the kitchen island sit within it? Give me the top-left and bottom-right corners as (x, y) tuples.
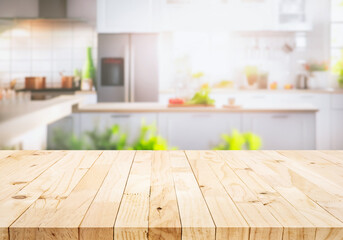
(71, 103), (318, 150)
(1, 150), (343, 240)
(0, 96), (84, 149)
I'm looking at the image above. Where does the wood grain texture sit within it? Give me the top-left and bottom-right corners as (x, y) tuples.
(35, 151), (112, 240)
(10, 151), (102, 240)
(80, 151), (135, 240)
(148, 151), (181, 240)
(170, 151), (215, 240)
(114, 151), (152, 240)
(195, 151), (283, 240)
(218, 151), (317, 240)
(0, 151), (67, 240)
(186, 151), (250, 240)
(0, 150), (342, 240)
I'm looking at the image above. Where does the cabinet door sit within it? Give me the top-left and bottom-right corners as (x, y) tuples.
(331, 94), (343, 149)
(67, 0), (96, 25)
(242, 112), (315, 150)
(158, 113), (241, 150)
(47, 114), (80, 150)
(97, 0), (153, 33)
(331, 110), (343, 150)
(80, 113), (157, 145)
(0, 0), (38, 18)
(294, 94), (331, 150)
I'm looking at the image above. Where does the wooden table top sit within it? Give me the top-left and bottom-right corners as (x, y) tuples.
(1, 150), (343, 240)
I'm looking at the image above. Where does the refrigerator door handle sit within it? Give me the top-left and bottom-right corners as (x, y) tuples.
(130, 44), (135, 103)
(124, 44), (130, 103)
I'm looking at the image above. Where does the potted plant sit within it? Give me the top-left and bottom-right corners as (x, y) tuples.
(304, 61), (329, 89)
(244, 66), (259, 88)
(332, 51), (343, 88)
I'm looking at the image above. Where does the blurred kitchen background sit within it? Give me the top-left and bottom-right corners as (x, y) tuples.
(0, 0), (343, 151)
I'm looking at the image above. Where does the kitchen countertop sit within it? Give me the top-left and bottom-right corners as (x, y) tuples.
(160, 88), (343, 94)
(0, 96), (82, 145)
(1, 150), (343, 240)
(76, 102), (318, 113)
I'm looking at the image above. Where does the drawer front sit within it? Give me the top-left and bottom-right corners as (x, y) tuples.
(332, 94), (343, 109)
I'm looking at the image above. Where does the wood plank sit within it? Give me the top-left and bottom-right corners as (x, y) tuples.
(260, 151), (343, 213)
(148, 151), (181, 240)
(0, 151), (65, 201)
(0, 151), (16, 160)
(0, 150), (37, 181)
(186, 151), (250, 240)
(218, 151), (316, 240)
(114, 151), (152, 240)
(235, 151), (343, 240)
(34, 151), (115, 240)
(196, 151), (283, 240)
(170, 151), (215, 240)
(0, 151), (67, 240)
(80, 151), (136, 240)
(9, 151), (102, 240)
(321, 151), (343, 163)
(278, 151), (343, 186)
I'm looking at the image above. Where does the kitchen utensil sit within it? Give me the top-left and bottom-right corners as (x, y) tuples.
(25, 77), (46, 90)
(296, 73), (308, 89)
(61, 76), (74, 89)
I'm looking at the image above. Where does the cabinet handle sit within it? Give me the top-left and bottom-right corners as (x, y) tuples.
(272, 115), (289, 119)
(111, 115), (131, 119)
(252, 96), (265, 99)
(300, 95), (313, 98)
(192, 114), (211, 118)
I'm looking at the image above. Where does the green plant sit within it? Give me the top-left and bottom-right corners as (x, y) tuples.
(131, 121), (175, 150)
(213, 129), (262, 150)
(51, 124), (127, 150)
(332, 50), (343, 88)
(187, 87), (215, 105)
(305, 62), (328, 72)
(51, 122), (174, 150)
(51, 129), (88, 150)
(244, 66), (258, 77)
(85, 125), (127, 150)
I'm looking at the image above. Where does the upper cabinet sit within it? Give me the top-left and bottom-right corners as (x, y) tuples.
(0, 0), (38, 18)
(0, 0), (96, 25)
(67, 0), (97, 25)
(97, 0), (311, 33)
(97, 0), (158, 33)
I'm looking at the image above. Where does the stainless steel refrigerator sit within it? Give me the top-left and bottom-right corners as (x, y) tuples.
(97, 34), (159, 102)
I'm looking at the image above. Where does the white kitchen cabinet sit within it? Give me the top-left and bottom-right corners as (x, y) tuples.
(242, 112), (315, 150)
(331, 94), (343, 150)
(0, 0), (38, 18)
(79, 113), (157, 144)
(331, 110), (343, 150)
(47, 114), (81, 149)
(293, 93), (331, 150)
(67, 0), (97, 25)
(158, 113), (241, 150)
(97, 0), (156, 33)
(160, 0), (276, 31)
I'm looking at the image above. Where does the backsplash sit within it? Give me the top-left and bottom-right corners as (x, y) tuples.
(0, 20), (97, 88)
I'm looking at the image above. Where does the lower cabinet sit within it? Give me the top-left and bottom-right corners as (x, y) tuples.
(79, 113), (157, 144)
(50, 111), (316, 150)
(158, 113), (242, 150)
(331, 110), (343, 150)
(242, 112), (316, 150)
(331, 94), (343, 149)
(47, 114), (80, 149)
